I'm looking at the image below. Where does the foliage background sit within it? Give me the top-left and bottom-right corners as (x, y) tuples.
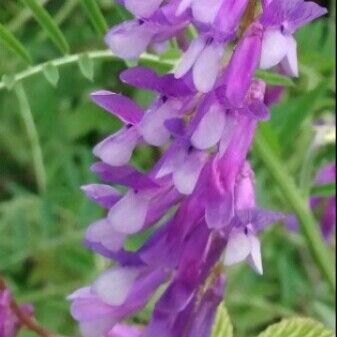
(0, 1), (335, 336)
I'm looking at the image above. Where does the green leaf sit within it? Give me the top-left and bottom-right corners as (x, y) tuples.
(211, 304), (233, 337)
(254, 130), (336, 292)
(258, 123), (282, 157)
(80, 0), (108, 35)
(78, 54), (94, 81)
(1, 74), (16, 90)
(125, 59), (139, 68)
(311, 183), (336, 198)
(0, 23), (32, 64)
(255, 70), (295, 87)
(257, 318), (335, 337)
(43, 63), (59, 87)
(271, 84), (327, 144)
(22, 0), (70, 54)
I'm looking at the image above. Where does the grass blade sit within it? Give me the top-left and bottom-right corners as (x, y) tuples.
(14, 83), (47, 194)
(22, 0), (70, 54)
(80, 0), (108, 35)
(0, 23), (32, 64)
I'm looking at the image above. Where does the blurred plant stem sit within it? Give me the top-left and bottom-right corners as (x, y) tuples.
(14, 83), (47, 194)
(254, 129), (336, 292)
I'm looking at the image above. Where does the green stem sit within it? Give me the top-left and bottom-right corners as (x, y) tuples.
(254, 130), (336, 292)
(0, 50), (175, 91)
(299, 143), (316, 197)
(14, 83), (47, 194)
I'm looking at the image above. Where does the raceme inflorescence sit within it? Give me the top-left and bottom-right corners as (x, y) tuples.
(68, 1), (327, 337)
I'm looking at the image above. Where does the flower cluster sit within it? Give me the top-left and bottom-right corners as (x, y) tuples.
(69, 1), (327, 337)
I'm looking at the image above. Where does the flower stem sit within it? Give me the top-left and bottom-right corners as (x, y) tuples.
(11, 300), (57, 337)
(0, 50), (175, 91)
(254, 130), (336, 292)
(14, 83), (47, 194)
(240, 0), (258, 34)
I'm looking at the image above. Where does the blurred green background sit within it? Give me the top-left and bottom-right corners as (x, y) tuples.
(0, 1), (335, 336)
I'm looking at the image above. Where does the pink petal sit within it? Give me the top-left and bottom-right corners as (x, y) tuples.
(223, 230), (251, 266)
(81, 184), (121, 208)
(218, 114), (236, 156)
(260, 29), (288, 69)
(205, 193), (233, 229)
(281, 35), (299, 77)
(175, 37), (205, 78)
(125, 0), (163, 18)
(105, 21), (154, 60)
(176, 0), (194, 16)
(108, 190), (150, 234)
(86, 219), (126, 252)
(140, 101), (177, 146)
(191, 103), (226, 150)
(91, 91), (143, 125)
(248, 233), (263, 274)
(193, 43), (224, 93)
(173, 151), (206, 195)
(192, 0), (223, 24)
(80, 318), (116, 337)
(92, 268), (139, 306)
(107, 324), (142, 337)
(68, 287), (92, 301)
(93, 127), (139, 167)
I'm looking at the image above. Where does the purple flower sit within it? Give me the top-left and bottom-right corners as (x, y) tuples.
(71, 77), (284, 337)
(174, 35), (226, 93)
(123, 0), (165, 18)
(105, 3), (189, 60)
(105, 324), (142, 337)
(259, 0), (327, 76)
(70, 1), (326, 336)
(176, 0), (249, 34)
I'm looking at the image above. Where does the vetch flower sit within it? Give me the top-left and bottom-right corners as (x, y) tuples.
(259, 0), (327, 76)
(70, 1), (326, 336)
(174, 35), (226, 93)
(105, 324), (142, 337)
(105, 3), (189, 60)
